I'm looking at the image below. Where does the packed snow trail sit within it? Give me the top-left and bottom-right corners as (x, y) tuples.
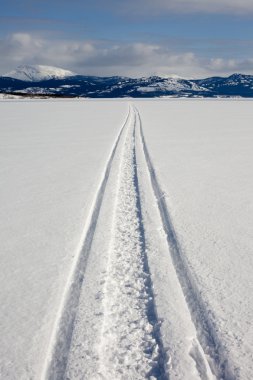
(98, 108), (166, 379)
(42, 104), (236, 380)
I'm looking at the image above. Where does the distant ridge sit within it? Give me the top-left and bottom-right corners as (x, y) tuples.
(1, 65), (253, 98)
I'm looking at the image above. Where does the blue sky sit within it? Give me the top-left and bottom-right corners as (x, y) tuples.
(1, 0), (253, 77)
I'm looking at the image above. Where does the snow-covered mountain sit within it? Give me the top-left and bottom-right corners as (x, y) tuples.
(3, 65), (76, 82)
(135, 76), (208, 93)
(1, 65), (253, 97)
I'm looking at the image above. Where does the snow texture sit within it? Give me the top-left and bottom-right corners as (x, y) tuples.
(0, 99), (127, 379)
(0, 98), (253, 380)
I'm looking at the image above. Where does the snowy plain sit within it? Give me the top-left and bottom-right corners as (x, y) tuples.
(0, 98), (253, 380)
(135, 100), (253, 379)
(0, 100), (127, 379)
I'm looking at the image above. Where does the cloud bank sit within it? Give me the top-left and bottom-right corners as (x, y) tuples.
(1, 33), (253, 78)
(97, 0), (253, 16)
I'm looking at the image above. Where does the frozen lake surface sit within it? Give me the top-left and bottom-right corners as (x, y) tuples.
(0, 99), (252, 379)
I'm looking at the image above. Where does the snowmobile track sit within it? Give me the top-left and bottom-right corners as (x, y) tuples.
(97, 106), (168, 379)
(42, 107), (131, 380)
(42, 104), (236, 380)
(135, 106), (236, 380)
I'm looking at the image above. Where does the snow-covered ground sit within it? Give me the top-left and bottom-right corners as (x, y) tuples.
(135, 99), (253, 380)
(0, 93), (23, 99)
(0, 99), (127, 379)
(0, 99), (253, 380)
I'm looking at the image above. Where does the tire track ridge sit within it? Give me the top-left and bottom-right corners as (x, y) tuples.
(41, 106), (131, 380)
(133, 113), (169, 380)
(135, 106), (236, 380)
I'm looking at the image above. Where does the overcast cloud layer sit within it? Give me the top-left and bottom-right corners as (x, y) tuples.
(1, 33), (253, 78)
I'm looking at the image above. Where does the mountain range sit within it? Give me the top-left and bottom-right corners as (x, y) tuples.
(1, 65), (253, 98)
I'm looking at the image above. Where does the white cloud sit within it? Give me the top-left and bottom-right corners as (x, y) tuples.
(105, 0), (253, 15)
(0, 33), (253, 78)
(208, 57), (253, 72)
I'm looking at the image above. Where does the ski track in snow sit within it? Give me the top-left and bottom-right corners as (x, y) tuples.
(42, 104), (236, 380)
